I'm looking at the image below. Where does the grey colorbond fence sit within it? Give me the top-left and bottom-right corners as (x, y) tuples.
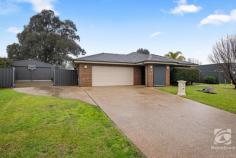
(54, 69), (78, 86)
(1, 66), (78, 88)
(13, 59), (53, 81)
(197, 64), (233, 84)
(0, 67), (15, 88)
(15, 67), (53, 81)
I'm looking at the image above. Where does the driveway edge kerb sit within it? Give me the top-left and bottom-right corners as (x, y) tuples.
(83, 88), (147, 158)
(82, 88), (99, 106)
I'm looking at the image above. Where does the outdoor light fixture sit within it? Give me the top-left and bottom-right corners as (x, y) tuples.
(149, 65), (153, 72)
(84, 65), (88, 69)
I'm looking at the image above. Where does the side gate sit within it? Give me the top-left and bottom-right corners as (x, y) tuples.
(0, 67), (15, 88)
(54, 69), (78, 86)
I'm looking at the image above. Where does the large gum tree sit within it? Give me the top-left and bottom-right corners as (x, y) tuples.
(7, 10), (85, 65)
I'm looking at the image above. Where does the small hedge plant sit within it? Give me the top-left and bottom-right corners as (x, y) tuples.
(204, 76), (218, 84)
(0, 58), (12, 68)
(171, 67), (199, 85)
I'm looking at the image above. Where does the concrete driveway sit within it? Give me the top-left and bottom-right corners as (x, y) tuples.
(14, 86), (96, 105)
(15, 86), (236, 158)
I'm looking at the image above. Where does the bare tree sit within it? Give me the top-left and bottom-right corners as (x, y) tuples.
(209, 35), (236, 88)
(187, 58), (202, 65)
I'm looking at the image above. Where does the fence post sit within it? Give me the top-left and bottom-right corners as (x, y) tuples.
(53, 68), (55, 86)
(12, 67), (15, 88)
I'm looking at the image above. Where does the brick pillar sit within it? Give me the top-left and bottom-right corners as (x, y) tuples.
(145, 64), (154, 87)
(133, 66), (142, 85)
(166, 65), (170, 86)
(78, 64), (92, 87)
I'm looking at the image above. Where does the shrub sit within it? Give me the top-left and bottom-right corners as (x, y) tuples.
(0, 58), (12, 67)
(171, 67), (199, 85)
(204, 76), (218, 84)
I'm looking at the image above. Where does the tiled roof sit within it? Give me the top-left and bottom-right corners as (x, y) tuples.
(75, 52), (195, 65)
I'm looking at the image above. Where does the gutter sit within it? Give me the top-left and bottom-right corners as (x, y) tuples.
(73, 60), (141, 66)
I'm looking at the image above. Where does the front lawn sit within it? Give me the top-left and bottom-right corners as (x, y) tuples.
(158, 84), (236, 114)
(0, 89), (143, 158)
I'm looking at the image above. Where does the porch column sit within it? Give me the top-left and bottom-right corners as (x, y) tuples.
(78, 64), (92, 87)
(145, 64), (154, 87)
(166, 65), (170, 86)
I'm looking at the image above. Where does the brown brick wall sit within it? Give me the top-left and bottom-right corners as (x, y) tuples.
(78, 64), (92, 87)
(76, 63), (168, 87)
(166, 65), (170, 86)
(133, 66), (142, 85)
(145, 64), (153, 87)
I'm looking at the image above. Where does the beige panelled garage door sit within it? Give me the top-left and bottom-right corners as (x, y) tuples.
(92, 66), (134, 86)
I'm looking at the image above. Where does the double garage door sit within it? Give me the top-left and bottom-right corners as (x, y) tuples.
(92, 66), (134, 86)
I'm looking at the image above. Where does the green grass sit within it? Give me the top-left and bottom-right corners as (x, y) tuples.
(158, 84), (236, 114)
(0, 89), (143, 158)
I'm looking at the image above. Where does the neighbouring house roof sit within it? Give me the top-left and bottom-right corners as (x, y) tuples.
(12, 59), (53, 68)
(198, 63), (236, 72)
(74, 52), (196, 66)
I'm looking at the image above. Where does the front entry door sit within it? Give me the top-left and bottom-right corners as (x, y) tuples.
(153, 65), (166, 86)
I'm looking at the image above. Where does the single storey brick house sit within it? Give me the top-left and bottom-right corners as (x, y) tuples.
(74, 52), (195, 87)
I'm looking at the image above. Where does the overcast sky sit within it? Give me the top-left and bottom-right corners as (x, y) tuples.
(0, 0), (236, 64)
